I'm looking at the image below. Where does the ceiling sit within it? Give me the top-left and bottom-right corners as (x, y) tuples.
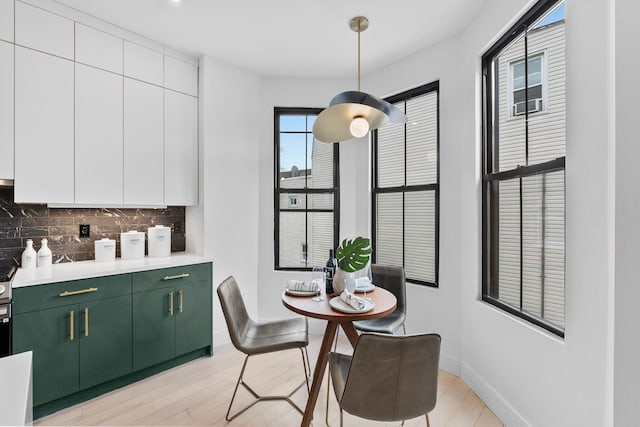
(53, 0), (488, 79)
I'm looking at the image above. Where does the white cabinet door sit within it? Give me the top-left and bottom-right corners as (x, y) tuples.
(14, 47), (74, 203)
(0, 41), (13, 180)
(75, 64), (123, 205)
(75, 23), (123, 74)
(164, 56), (198, 96)
(15, 1), (74, 60)
(164, 90), (198, 206)
(124, 41), (163, 86)
(124, 78), (164, 206)
(0, 0), (14, 42)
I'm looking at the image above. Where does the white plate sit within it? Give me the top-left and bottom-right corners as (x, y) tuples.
(285, 288), (319, 296)
(329, 296), (375, 314)
(354, 283), (375, 293)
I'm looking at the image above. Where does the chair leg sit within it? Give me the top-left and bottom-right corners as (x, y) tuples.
(326, 327), (340, 425)
(426, 414), (431, 427)
(225, 351), (309, 421)
(340, 408), (344, 427)
(402, 323), (406, 334)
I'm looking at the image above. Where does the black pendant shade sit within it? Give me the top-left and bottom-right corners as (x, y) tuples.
(312, 91), (407, 143)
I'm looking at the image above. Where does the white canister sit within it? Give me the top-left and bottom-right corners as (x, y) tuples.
(120, 231), (145, 260)
(94, 238), (116, 262)
(148, 225), (171, 258)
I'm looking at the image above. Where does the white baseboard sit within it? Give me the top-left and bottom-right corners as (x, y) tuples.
(461, 361), (530, 427)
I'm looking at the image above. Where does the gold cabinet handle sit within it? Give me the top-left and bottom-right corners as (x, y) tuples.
(169, 292), (174, 316)
(178, 289), (183, 313)
(163, 273), (190, 281)
(70, 310), (74, 341)
(84, 307), (89, 337)
(60, 287), (98, 297)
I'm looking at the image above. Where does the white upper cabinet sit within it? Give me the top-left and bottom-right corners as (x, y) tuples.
(75, 64), (124, 205)
(15, 1), (74, 60)
(14, 47), (74, 204)
(164, 90), (198, 206)
(124, 41), (163, 86)
(124, 78), (164, 206)
(75, 23), (123, 74)
(0, 41), (13, 180)
(0, 0), (14, 42)
(164, 56), (198, 97)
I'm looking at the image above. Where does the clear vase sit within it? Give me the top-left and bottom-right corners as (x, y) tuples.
(333, 268), (356, 294)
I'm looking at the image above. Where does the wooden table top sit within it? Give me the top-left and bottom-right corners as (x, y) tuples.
(282, 287), (396, 322)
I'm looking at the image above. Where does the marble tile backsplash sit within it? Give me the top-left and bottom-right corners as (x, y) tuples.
(0, 189), (186, 265)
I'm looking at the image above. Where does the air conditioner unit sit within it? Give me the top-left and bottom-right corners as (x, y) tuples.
(513, 98), (543, 116)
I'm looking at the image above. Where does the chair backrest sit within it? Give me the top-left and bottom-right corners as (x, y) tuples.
(371, 264), (406, 316)
(340, 333), (441, 422)
(217, 276), (252, 352)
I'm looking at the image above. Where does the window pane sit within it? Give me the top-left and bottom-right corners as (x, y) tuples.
(376, 193), (403, 267)
(309, 138), (334, 188)
(377, 102), (405, 188)
(279, 192), (306, 210)
(308, 193), (333, 210)
(279, 133), (307, 189)
(280, 115), (307, 132)
(497, 178), (521, 308)
(309, 212), (334, 267)
(279, 211), (306, 268)
(493, 171), (565, 329)
(405, 191), (436, 282)
(541, 170), (565, 329)
(407, 92), (438, 186)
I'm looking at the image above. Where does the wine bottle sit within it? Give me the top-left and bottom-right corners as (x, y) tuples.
(325, 249), (337, 294)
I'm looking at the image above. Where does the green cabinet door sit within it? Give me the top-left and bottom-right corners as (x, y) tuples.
(13, 305), (79, 406)
(133, 287), (176, 370)
(175, 281), (212, 356)
(79, 294), (133, 389)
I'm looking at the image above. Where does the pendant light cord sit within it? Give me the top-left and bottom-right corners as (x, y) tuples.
(357, 23), (361, 91)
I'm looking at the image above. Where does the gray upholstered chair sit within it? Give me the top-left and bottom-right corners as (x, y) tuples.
(328, 333), (441, 426)
(353, 264), (406, 334)
(217, 276), (310, 421)
(326, 264), (408, 424)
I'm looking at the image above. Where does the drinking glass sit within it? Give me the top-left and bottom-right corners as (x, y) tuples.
(311, 267), (325, 300)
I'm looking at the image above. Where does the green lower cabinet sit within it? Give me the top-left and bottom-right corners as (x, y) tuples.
(12, 262), (212, 415)
(133, 280), (212, 369)
(13, 295), (133, 406)
(13, 306), (79, 406)
(79, 295), (132, 389)
(175, 281), (212, 356)
(133, 287), (176, 371)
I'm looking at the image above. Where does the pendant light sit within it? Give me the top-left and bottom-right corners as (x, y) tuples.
(313, 16), (407, 143)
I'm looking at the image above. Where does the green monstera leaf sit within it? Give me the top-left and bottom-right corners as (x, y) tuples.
(335, 237), (372, 273)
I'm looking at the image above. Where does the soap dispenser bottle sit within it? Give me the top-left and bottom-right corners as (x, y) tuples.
(21, 239), (37, 269)
(37, 238), (52, 268)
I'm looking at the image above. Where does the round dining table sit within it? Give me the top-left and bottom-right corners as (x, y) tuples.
(282, 287), (397, 427)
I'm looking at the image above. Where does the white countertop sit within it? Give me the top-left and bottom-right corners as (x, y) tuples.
(0, 351), (32, 426)
(12, 253), (212, 288)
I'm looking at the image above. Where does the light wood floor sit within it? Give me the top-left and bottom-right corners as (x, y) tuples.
(36, 334), (503, 427)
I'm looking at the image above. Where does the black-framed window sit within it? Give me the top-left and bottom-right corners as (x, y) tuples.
(482, 0), (566, 336)
(274, 107), (339, 270)
(372, 82), (439, 286)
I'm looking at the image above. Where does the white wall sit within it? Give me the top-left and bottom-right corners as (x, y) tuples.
(613, 0), (640, 425)
(192, 55), (262, 347)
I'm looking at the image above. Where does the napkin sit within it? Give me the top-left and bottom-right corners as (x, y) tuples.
(339, 290), (366, 310)
(286, 280), (319, 292)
